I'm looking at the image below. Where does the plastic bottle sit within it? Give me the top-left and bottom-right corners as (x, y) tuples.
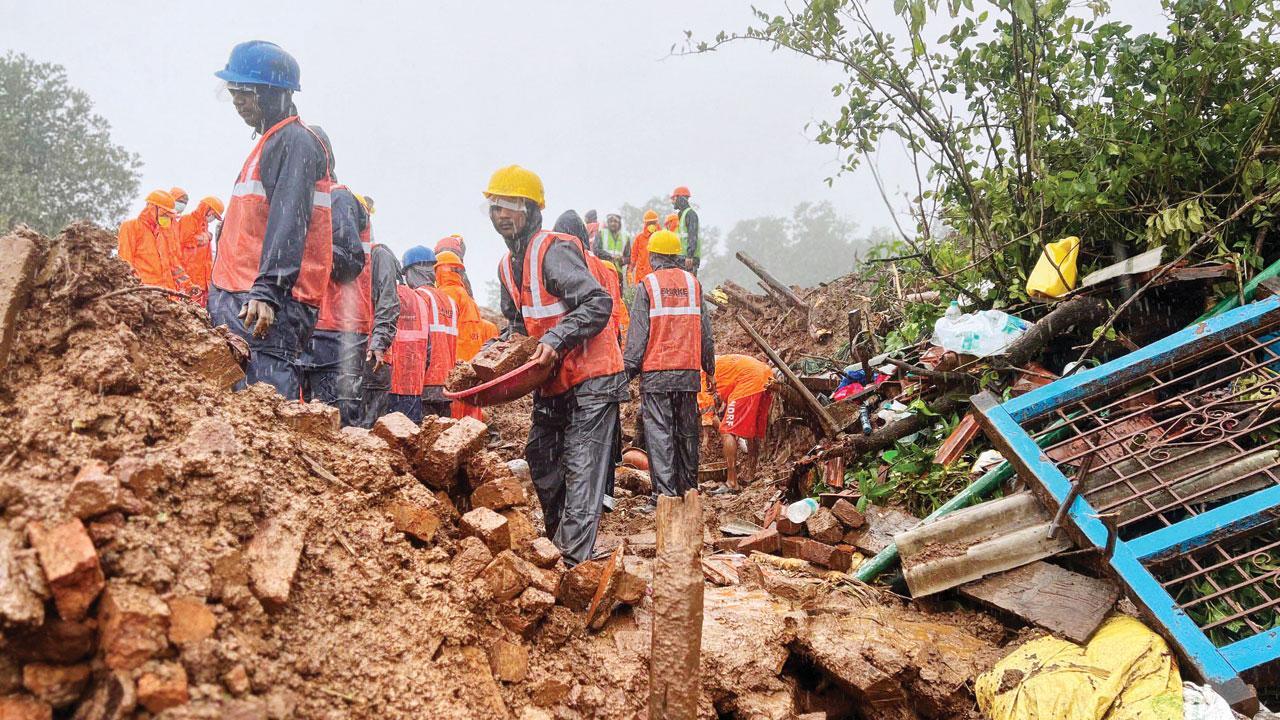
(785, 498), (820, 524)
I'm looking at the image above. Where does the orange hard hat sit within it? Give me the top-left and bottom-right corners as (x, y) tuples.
(169, 187), (189, 203)
(664, 213), (678, 230)
(201, 196), (225, 219)
(435, 250), (463, 268)
(671, 185), (691, 199)
(642, 209), (659, 223)
(145, 190), (176, 213)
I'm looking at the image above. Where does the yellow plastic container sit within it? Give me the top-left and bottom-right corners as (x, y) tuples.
(1026, 235), (1081, 300)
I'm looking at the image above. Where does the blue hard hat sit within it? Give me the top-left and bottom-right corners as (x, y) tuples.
(403, 246), (437, 268)
(215, 40), (301, 92)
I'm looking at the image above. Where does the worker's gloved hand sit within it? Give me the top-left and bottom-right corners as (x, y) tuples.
(529, 342), (560, 371)
(367, 346), (387, 372)
(238, 299), (276, 339)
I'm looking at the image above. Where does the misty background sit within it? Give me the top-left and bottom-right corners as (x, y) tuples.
(2, 1), (1165, 303)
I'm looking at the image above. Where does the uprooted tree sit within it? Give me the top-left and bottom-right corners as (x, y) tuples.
(693, 0), (1280, 306)
(0, 52), (142, 236)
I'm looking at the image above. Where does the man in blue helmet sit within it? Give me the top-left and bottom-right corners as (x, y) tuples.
(401, 247), (458, 419)
(209, 40), (335, 399)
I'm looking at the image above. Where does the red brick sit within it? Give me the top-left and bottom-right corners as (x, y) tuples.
(805, 507), (844, 545)
(470, 335), (538, 381)
(526, 537), (562, 569)
(450, 536), (493, 581)
(0, 527), (44, 627)
(110, 455), (167, 502)
(488, 640), (529, 683)
(27, 518), (104, 622)
(499, 509), (537, 550)
(166, 596), (216, 646)
(371, 412), (420, 452)
(779, 536), (806, 560)
(775, 517), (805, 536)
(22, 663), (91, 709)
(386, 500), (441, 543)
(831, 499), (866, 529)
(478, 551), (537, 602)
(737, 527), (781, 555)
(417, 417), (489, 489)
(460, 507), (510, 553)
(98, 581), (170, 671)
(136, 661), (189, 713)
(557, 560), (605, 611)
(276, 400), (340, 438)
(498, 587), (555, 637)
(64, 461), (138, 520)
(713, 537), (742, 552)
(470, 478), (527, 510)
(0, 695), (51, 720)
(796, 539), (853, 571)
(244, 513), (307, 609)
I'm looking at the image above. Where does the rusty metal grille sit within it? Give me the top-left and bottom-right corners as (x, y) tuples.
(1150, 516), (1280, 647)
(1023, 319), (1280, 539)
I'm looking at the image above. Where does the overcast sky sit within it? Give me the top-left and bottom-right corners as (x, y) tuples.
(4, 1), (1166, 292)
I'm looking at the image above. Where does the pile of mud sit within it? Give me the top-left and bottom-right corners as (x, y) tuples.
(0, 224), (1011, 720)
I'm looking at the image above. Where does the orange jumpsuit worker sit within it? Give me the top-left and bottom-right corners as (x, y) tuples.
(177, 196), (224, 305)
(434, 249), (485, 421)
(434, 234), (473, 296)
(623, 229), (716, 511)
(628, 210), (660, 285)
(708, 354), (775, 492)
(169, 187), (190, 215)
(664, 213), (679, 233)
(118, 189), (190, 292)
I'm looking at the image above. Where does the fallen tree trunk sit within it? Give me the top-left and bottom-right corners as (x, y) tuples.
(720, 280), (768, 316)
(999, 296), (1110, 368)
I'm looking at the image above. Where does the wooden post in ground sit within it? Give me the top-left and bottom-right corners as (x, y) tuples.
(649, 490), (704, 720)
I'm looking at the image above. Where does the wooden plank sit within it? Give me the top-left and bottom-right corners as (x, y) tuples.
(649, 491), (704, 720)
(735, 314), (838, 438)
(735, 251), (810, 311)
(720, 280), (767, 316)
(959, 561), (1119, 643)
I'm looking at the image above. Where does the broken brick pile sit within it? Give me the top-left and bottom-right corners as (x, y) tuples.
(732, 496), (869, 572)
(444, 334), (540, 393)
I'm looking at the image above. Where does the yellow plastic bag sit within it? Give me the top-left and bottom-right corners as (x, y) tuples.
(1026, 235), (1081, 300)
(976, 615), (1183, 720)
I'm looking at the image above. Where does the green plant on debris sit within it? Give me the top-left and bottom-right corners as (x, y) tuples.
(847, 408), (977, 517)
(694, 0), (1280, 306)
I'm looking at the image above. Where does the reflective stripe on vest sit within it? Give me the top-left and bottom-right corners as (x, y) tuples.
(641, 267), (702, 373)
(499, 230), (624, 396)
(419, 286), (458, 387)
(389, 285), (430, 394)
(599, 228), (626, 255)
(212, 116), (334, 306)
(314, 186), (374, 334)
(645, 270), (702, 317)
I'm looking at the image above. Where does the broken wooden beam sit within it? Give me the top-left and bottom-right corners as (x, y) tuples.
(719, 280), (767, 316)
(735, 251), (809, 311)
(958, 561), (1119, 643)
(734, 314), (838, 438)
(649, 491), (704, 720)
(755, 280), (791, 312)
(998, 295), (1109, 368)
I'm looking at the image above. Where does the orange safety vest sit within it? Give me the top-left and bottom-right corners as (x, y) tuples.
(177, 208), (214, 300)
(388, 285), (430, 395)
(213, 116), (334, 307)
(590, 254), (628, 347)
(641, 267), (703, 372)
(315, 191), (374, 334)
(499, 230), (624, 396)
(417, 286), (458, 387)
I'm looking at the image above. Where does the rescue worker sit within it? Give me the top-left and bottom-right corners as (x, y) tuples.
(584, 209), (599, 245)
(356, 205), (401, 428)
(300, 127), (398, 427)
(211, 40), (352, 399)
(403, 246), (458, 418)
(489, 165), (625, 566)
(435, 251), (484, 361)
(386, 247), (432, 423)
(708, 354), (774, 492)
(176, 196), (224, 304)
(118, 190), (189, 292)
(592, 212), (628, 277)
(554, 211), (628, 349)
(664, 212), (679, 233)
(671, 186), (701, 274)
(629, 210), (660, 285)
(434, 234), (473, 295)
(623, 228), (716, 511)
(170, 187), (189, 215)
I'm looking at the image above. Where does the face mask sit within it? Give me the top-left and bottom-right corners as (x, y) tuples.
(157, 215), (171, 228)
(174, 201), (187, 214)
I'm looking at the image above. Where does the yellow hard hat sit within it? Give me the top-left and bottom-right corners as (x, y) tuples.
(354, 194), (374, 214)
(648, 229), (681, 256)
(145, 190), (176, 214)
(483, 165), (545, 209)
(435, 250), (463, 268)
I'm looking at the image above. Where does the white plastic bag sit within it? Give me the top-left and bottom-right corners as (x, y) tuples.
(931, 302), (1030, 357)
